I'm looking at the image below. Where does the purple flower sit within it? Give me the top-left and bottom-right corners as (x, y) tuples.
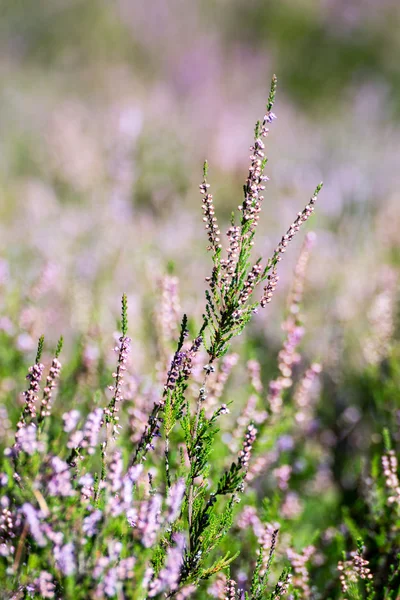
(131, 494), (162, 548)
(55, 542), (76, 576)
(22, 362), (45, 421)
(39, 357), (62, 421)
(166, 478), (185, 523)
(62, 409), (81, 433)
(238, 424), (257, 470)
(148, 533), (185, 596)
(107, 450), (124, 493)
(21, 503), (47, 547)
(69, 408), (103, 454)
(82, 509), (102, 537)
(34, 571), (55, 598)
(14, 423), (44, 456)
(48, 456), (75, 497)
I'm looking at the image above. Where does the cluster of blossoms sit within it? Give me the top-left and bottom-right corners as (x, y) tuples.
(157, 275), (181, 348)
(67, 407), (104, 456)
(12, 423), (44, 456)
(105, 333), (131, 430)
(224, 578), (239, 599)
(258, 525), (279, 576)
(106, 457), (143, 518)
(273, 191), (319, 262)
(94, 554), (135, 598)
(200, 177), (221, 253)
(338, 548), (373, 594)
(148, 533), (185, 597)
(0, 496), (20, 558)
(260, 192), (320, 309)
(247, 359), (263, 394)
(382, 450), (400, 506)
(294, 363), (322, 431)
(238, 423), (257, 470)
(266, 233), (317, 415)
(287, 545), (315, 597)
(260, 267), (279, 307)
(272, 464), (292, 491)
(62, 409), (80, 433)
(237, 263), (262, 307)
(39, 357), (62, 421)
(166, 478), (186, 523)
(267, 323), (304, 415)
(363, 268), (397, 365)
(47, 456), (75, 497)
(21, 503), (47, 547)
(165, 336), (203, 393)
(220, 226), (241, 287)
(208, 572), (228, 599)
(34, 571), (55, 598)
(286, 232), (316, 317)
(239, 108), (276, 232)
(237, 506), (280, 546)
(54, 542), (76, 577)
(281, 491), (303, 520)
(130, 493), (162, 547)
(275, 571), (293, 597)
(21, 361), (44, 421)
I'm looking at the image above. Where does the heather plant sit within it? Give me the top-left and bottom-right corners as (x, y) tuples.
(0, 75), (400, 600)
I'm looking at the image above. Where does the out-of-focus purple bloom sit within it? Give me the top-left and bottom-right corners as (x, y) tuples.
(82, 408), (104, 453)
(14, 423), (44, 456)
(148, 533), (185, 596)
(107, 449), (124, 493)
(22, 362), (45, 421)
(69, 408), (103, 454)
(39, 357), (62, 420)
(62, 409), (81, 432)
(277, 435), (295, 452)
(48, 456), (75, 497)
(166, 478), (185, 523)
(79, 473), (94, 502)
(55, 542), (76, 576)
(105, 334), (131, 435)
(82, 509), (103, 537)
(104, 567), (118, 597)
(34, 571), (55, 598)
(272, 464), (292, 491)
(21, 503), (47, 547)
(131, 494), (162, 548)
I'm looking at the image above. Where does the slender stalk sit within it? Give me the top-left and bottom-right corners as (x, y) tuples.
(187, 364), (213, 528)
(13, 521), (29, 574)
(165, 435), (171, 489)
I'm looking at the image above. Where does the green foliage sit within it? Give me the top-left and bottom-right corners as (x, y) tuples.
(35, 335), (45, 364)
(121, 293), (128, 337)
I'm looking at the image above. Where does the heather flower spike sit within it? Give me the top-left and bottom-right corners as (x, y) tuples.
(38, 336), (63, 425)
(200, 75), (322, 360)
(106, 293), (131, 428)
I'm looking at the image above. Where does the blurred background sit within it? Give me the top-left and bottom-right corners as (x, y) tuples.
(1, 0), (400, 496)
